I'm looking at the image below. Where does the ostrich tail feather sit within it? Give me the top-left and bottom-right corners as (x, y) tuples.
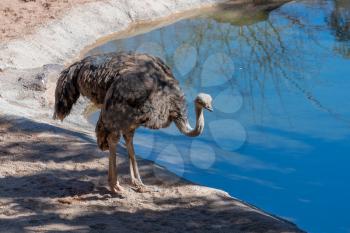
(53, 62), (83, 121)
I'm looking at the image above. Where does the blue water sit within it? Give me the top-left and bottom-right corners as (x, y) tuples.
(86, 1), (350, 232)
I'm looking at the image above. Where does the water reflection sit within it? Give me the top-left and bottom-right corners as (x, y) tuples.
(329, 0), (350, 41)
(190, 140), (216, 169)
(328, 0), (350, 58)
(86, 1), (350, 232)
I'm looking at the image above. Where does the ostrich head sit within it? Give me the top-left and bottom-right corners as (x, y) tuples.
(195, 93), (213, 112)
(174, 92), (213, 137)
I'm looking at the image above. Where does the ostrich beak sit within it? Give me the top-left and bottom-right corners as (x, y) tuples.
(205, 105), (213, 112)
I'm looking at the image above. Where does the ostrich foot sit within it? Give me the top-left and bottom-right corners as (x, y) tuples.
(131, 180), (159, 193)
(131, 179), (149, 193)
(133, 184), (149, 193)
(109, 181), (124, 194)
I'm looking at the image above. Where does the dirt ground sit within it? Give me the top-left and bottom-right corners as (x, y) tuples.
(0, 0), (105, 43)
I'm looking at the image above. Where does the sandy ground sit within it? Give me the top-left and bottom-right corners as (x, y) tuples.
(0, 0), (105, 43)
(0, 0), (304, 232)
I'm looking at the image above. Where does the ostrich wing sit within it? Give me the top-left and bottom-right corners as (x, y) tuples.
(101, 71), (157, 131)
(101, 66), (185, 132)
(77, 52), (176, 106)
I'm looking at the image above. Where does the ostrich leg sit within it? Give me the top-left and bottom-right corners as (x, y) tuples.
(107, 133), (123, 193)
(123, 131), (145, 192)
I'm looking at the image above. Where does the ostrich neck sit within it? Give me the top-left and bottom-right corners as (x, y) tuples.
(175, 105), (204, 137)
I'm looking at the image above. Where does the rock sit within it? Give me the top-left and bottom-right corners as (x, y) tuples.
(20, 76), (46, 91)
(16, 64), (63, 91)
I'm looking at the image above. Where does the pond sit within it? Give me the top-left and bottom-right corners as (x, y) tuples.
(85, 1), (350, 232)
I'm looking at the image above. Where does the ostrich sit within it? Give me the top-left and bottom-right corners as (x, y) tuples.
(54, 52), (213, 193)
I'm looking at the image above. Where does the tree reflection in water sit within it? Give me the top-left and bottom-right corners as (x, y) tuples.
(328, 0), (350, 57)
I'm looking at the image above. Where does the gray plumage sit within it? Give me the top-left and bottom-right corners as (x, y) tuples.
(53, 52), (213, 193)
(54, 52), (174, 120)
